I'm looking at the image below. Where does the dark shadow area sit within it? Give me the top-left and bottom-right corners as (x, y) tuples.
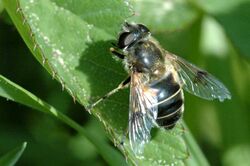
(150, 127), (160, 139)
(76, 40), (126, 98)
(76, 39), (129, 133)
(200, 140), (222, 166)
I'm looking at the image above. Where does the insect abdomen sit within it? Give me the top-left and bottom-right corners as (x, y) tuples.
(150, 73), (184, 129)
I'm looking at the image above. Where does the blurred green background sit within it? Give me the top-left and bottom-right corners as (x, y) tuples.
(1, 0), (250, 165)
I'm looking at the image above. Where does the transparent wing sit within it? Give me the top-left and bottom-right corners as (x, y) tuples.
(166, 52), (231, 102)
(129, 72), (158, 155)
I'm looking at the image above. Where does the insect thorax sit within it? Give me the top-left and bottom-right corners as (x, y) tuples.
(125, 40), (165, 74)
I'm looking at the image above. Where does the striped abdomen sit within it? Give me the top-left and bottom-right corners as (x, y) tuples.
(150, 73), (184, 129)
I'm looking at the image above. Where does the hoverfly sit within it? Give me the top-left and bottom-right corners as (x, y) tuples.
(89, 22), (231, 155)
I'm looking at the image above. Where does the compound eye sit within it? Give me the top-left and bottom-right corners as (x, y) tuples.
(117, 32), (136, 49)
(138, 24), (150, 33)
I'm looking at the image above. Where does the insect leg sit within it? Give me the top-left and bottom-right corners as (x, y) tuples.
(87, 76), (131, 112)
(120, 127), (129, 146)
(110, 47), (125, 59)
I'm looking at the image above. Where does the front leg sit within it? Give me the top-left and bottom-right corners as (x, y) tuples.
(87, 76), (131, 112)
(110, 47), (125, 59)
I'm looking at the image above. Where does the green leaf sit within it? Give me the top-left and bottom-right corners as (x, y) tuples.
(2, 0), (207, 165)
(130, 0), (199, 32)
(0, 0), (3, 13)
(0, 142), (27, 166)
(192, 0), (250, 58)
(0, 74), (126, 166)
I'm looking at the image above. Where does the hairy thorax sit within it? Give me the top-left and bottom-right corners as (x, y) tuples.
(125, 40), (166, 76)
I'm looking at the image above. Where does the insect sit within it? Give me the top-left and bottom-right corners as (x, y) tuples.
(89, 22), (231, 155)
